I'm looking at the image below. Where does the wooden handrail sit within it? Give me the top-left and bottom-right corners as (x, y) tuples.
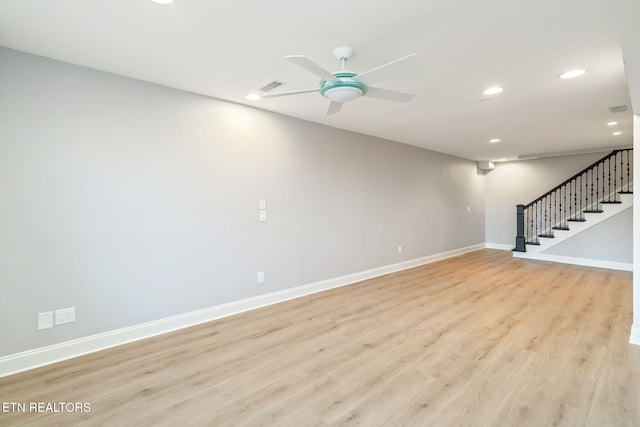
(524, 149), (630, 208)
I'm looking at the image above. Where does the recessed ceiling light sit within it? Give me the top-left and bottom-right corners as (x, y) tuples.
(607, 121), (618, 126)
(483, 87), (503, 95)
(612, 131), (622, 136)
(245, 93), (261, 101)
(151, 0), (173, 4)
(558, 69), (586, 79)
(489, 138), (501, 143)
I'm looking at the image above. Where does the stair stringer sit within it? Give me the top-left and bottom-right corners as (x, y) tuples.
(513, 193), (633, 257)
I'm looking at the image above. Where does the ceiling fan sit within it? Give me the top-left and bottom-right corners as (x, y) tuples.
(260, 47), (420, 115)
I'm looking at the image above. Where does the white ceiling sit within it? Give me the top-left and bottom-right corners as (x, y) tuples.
(0, 0), (634, 161)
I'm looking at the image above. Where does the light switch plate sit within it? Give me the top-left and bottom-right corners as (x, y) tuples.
(38, 311), (53, 330)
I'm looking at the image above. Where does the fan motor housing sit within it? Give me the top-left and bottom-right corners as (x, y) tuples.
(320, 72), (367, 102)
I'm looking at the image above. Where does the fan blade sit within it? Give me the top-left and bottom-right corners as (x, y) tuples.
(260, 88), (319, 98)
(326, 101), (343, 115)
(364, 87), (416, 103)
(285, 55), (338, 81)
(354, 54), (419, 85)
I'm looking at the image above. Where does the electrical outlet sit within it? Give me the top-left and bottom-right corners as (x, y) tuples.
(257, 271), (265, 284)
(259, 210), (267, 222)
(55, 307), (75, 325)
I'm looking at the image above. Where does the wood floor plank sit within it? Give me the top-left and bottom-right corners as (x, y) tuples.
(1, 249), (638, 426)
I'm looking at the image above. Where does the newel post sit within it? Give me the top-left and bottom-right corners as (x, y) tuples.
(513, 204), (526, 252)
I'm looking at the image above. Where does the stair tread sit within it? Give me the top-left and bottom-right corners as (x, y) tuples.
(583, 210), (603, 213)
(525, 241), (541, 246)
(619, 191), (633, 194)
(600, 201), (622, 204)
(567, 218), (586, 222)
(552, 226), (570, 230)
(538, 234), (554, 238)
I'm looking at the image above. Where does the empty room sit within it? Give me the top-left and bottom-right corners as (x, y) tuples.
(1, 0), (640, 425)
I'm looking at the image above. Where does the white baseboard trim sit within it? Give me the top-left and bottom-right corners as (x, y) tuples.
(630, 324), (640, 346)
(485, 243), (514, 251)
(512, 252), (633, 271)
(0, 243), (484, 378)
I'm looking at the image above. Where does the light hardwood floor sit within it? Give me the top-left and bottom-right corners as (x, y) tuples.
(1, 249), (638, 426)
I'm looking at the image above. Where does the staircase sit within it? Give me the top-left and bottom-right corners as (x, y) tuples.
(513, 149), (633, 259)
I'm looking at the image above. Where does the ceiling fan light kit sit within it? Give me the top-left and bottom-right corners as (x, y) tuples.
(320, 72), (368, 102)
(259, 46), (419, 115)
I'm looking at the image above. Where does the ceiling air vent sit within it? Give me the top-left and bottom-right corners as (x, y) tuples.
(609, 104), (628, 113)
(259, 81), (284, 92)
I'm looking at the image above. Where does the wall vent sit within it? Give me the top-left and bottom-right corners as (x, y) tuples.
(609, 104), (628, 113)
(259, 81), (284, 92)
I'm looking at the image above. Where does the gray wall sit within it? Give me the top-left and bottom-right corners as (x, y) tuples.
(542, 206), (632, 263)
(0, 47), (485, 356)
(484, 153), (609, 246)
